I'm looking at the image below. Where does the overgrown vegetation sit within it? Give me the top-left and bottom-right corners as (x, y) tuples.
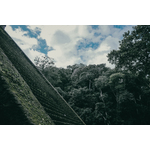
(36, 25), (150, 125)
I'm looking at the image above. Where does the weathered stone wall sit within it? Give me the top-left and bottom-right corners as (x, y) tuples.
(0, 47), (54, 125)
(0, 26), (85, 125)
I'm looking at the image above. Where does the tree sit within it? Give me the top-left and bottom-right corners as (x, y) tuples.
(94, 76), (110, 124)
(34, 55), (55, 71)
(107, 25), (150, 83)
(107, 25), (150, 124)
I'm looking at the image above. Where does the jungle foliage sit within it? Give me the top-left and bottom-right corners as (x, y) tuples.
(35, 25), (150, 125)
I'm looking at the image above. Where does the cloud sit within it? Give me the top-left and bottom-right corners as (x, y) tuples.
(5, 26), (37, 49)
(51, 30), (71, 45)
(47, 42), (81, 68)
(5, 25), (45, 63)
(35, 25), (109, 68)
(24, 49), (45, 62)
(5, 25), (134, 68)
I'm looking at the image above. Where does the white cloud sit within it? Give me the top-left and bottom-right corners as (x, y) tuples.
(5, 25), (44, 63)
(24, 49), (45, 63)
(47, 42), (81, 68)
(5, 26), (37, 49)
(96, 25), (113, 36)
(31, 25), (109, 68)
(5, 25), (134, 68)
(51, 30), (71, 45)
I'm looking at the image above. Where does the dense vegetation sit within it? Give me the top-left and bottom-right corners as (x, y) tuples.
(35, 25), (150, 125)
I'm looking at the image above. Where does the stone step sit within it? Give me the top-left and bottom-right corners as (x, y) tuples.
(44, 107), (82, 125)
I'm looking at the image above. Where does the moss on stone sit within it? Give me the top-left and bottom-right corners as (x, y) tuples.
(0, 48), (54, 125)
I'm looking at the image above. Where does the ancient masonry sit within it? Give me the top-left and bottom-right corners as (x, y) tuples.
(0, 25), (85, 125)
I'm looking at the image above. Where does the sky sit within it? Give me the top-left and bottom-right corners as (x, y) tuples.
(5, 25), (134, 68)
(1, 0), (149, 148)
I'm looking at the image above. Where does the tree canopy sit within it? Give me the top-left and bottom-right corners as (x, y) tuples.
(34, 25), (150, 125)
(107, 25), (150, 80)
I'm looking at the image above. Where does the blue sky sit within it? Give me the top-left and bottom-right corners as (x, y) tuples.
(5, 25), (134, 68)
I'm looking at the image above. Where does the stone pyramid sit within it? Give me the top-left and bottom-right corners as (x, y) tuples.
(0, 25), (85, 125)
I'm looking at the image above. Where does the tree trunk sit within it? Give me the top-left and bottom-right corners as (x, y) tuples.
(89, 80), (91, 90)
(99, 88), (109, 125)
